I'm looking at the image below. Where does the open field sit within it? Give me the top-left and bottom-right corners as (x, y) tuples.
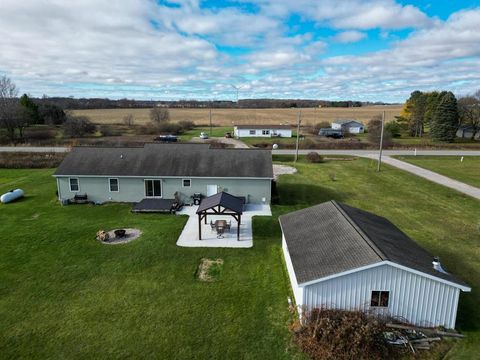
(0, 159), (478, 359)
(72, 105), (402, 126)
(393, 156), (480, 188)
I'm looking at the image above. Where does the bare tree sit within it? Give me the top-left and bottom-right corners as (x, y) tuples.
(149, 107), (170, 125)
(0, 75), (20, 142)
(123, 113), (135, 127)
(458, 90), (480, 140)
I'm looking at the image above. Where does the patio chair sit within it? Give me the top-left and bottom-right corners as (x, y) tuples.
(210, 220), (216, 232)
(225, 220), (231, 232)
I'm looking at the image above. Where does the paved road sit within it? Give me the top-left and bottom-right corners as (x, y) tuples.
(1, 146), (480, 156)
(272, 149), (480, 156)
(360, 155), (480, 200)
(0, 146), (70, 153)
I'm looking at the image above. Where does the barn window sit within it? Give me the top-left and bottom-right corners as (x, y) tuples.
(182, 179), (191, 187)
(262, 130), (270, 135)
(249, 130), (255, 135)
(69, 178), (79, 192)
(109, 178), (119, 192)
(371, 291), (389, 307)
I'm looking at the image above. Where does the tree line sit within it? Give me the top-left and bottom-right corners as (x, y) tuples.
(0, 76), (67, 143)
(396, 90), (480, 141)
(15, 96), (370, 110)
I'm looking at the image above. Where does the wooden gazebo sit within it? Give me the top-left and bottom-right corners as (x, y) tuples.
(196, 192), (244, 241)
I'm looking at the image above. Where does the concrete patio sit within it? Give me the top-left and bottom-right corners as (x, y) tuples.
(176, 204), (272, 248)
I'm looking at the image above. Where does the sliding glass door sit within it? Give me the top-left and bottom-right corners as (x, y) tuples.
(145, 179), (162, 197)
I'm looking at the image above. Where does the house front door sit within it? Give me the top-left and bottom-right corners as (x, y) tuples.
(207, 184), (218, 197)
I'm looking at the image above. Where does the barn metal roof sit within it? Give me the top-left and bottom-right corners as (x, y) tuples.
(279, 201), (469, 288)
(54, 143), (273, 178)
(234, 124), (292, 129)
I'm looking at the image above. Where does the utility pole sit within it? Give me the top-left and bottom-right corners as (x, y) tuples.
(209, 106), (212, 136)
(231, 84), (243, 107)
(294, 110), (302, 163)
(377, 110), (385, 172)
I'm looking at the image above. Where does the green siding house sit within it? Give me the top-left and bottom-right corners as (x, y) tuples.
(54, 143), (273, 205)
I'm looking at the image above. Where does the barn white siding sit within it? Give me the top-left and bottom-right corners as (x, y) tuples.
(301, 263), (461, 329)
(234, 127), (292, 138)
(282, 235), (304, 306)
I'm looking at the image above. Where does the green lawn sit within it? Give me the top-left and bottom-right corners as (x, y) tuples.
(393, 156), (480, 188)
(1, 159), (479, 359)
(179, 126), (233, 141)
(0, 169), (301, 359)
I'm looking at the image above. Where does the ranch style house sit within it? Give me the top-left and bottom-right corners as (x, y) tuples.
(234, 124), (292, 138)
(54, 143), (273, 205)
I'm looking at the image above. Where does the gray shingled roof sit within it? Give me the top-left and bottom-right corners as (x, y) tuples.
(333, 119), (363, 126)
(235, 124), (291, 129)
(54, 143), (273, 178)
(279, 201), (468, 288)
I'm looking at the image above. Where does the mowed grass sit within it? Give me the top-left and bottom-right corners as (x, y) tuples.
(272, 156), (480, 359)
(72, 105), (401, 126)
(393, 156), (480, 188)
(1, 157), (479, 359)
(0, 169), (300, 359)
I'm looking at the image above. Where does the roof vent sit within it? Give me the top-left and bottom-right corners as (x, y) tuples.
(432, 257), (448, 274)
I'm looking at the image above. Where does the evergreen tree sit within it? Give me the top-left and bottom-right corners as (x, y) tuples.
(18, 94), (41, 125)
(431, 92), (459, 142)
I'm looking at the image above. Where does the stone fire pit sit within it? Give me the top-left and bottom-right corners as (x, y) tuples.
(96, 228), (142, 245)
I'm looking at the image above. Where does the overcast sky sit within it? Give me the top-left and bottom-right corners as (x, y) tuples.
(1, 0), (479, 102)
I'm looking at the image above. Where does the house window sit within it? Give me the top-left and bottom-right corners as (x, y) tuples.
(109, 178), (119, 192)
(69, 178), (79, 192)
(249, 130), (256, 135)
(371, 291), (390, 307)
(182, 179), (191, 187)
(262, 130), (270, 135)
(145, 179), (162, 197)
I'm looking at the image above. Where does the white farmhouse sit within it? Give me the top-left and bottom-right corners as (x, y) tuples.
(331, 119), (365, 134)
(279, 201), (470, 329)
(234, 125), (292, 138)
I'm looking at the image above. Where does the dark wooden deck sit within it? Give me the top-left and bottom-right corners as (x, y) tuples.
(132, 198), (177, 213)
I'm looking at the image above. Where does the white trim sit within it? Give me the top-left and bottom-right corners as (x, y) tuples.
(56, 178), (62, 200)
(53, 175), (273, 180)
(296, 260), (471, 292)
(182, 179), (191, 188)
(108, 178), (119, 192)
(144, 179), (162, 198)
(69, 177), (80, 192)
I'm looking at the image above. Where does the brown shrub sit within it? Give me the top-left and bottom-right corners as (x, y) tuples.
(293, 308), (403, 360)
(306, 152), (324, 163)
(0, 152), (67, 168)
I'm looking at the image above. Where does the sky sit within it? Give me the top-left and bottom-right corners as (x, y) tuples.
(0, 0), (479, 102)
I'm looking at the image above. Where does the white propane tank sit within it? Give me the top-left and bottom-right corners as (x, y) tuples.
(1, 189), (24, 204)
(272, 143), (279, 150)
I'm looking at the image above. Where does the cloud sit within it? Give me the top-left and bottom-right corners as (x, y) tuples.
(332, 30), (367, 43)
(0, 0), (478, 102)
(249, 0), (432, 29)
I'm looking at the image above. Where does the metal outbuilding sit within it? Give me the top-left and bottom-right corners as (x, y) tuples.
(279, 201), (471, 329)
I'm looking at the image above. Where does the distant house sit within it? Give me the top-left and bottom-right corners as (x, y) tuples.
(331, 119), (365, 134)
(54, 143), (273, 205)
(456, 125), (479, 140)
(234, 125), (292, 138)
(279, 201), (470, 329)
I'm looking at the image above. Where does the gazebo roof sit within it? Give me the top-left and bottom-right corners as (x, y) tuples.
(196, 192), (244, 214)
